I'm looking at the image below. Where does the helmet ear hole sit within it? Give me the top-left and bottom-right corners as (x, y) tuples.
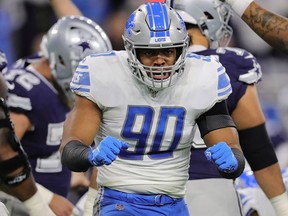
(58, 55), (66, 66)
(204, 11), (214, 20)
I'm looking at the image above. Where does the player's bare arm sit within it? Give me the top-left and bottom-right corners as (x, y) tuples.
(242, 2), (288, 54)
(50, 0), (82, 17)
(60, 95), (102, 150)
(232, 85), (285, 196)
(219, 0), (288, 53)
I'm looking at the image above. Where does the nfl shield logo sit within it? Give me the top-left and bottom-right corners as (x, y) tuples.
(115, 204), (124, 210)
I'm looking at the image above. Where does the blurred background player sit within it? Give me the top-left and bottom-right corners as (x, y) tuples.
(47, 1), (109, 215)
(2, 15), (112, 216)
(0, 50), (56, 215)
(47, 1), (111, 215)
(170, 0), (288, 215)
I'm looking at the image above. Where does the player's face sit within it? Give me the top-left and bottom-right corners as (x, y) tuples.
(138, 48), (177, 80)
(138, 48), (176, 66)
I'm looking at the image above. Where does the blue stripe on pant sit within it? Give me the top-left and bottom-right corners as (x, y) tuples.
(94, 187), (189, 216)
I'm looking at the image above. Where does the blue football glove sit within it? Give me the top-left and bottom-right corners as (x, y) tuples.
(204, 142), (238, 173)
(88, 136), (129, 166)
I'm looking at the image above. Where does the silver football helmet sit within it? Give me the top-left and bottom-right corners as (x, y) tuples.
(171, 0), (233, 48)
(40, 16), (112, 102)
(122, 2), (189, 90)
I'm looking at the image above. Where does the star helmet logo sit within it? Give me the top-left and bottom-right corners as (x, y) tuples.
(69, 28), (95, 55)
(78, 41), (91, 52)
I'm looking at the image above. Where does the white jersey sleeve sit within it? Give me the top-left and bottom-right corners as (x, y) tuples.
(70, 51), (125, 108)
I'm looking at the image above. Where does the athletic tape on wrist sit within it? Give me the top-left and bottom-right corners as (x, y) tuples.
(83, 187), (98, 216)
(36, 183), (54, 204)
(270, 192), (288, 216)
(23, 190), (56, 216)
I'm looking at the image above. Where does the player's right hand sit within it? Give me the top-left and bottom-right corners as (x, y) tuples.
(88, 136), (129, 166)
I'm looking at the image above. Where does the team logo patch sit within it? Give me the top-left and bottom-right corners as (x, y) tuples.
(115, 204), (124, 210)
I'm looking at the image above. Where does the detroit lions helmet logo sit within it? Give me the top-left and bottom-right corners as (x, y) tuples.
(125, 12), (136, 37)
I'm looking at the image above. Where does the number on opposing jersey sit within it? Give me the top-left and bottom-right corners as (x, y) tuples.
(5, 69), (40, 91)
(46, 122), (64, 146)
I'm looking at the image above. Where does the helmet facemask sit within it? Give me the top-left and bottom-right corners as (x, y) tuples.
(209, 3), (233, 48)
(125, 39), (189, 90)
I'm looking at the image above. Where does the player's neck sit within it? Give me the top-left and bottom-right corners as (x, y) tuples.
(187, 29), (209, 49)
(32, 57), (52, 80)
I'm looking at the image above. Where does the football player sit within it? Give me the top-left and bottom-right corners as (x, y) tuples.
(60, 2), (245, 215)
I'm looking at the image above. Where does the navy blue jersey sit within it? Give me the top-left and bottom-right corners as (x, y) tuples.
(188, 47), (262, 180)
(4, 54), (71, 196)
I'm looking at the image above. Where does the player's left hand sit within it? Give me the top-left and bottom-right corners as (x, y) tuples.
(205, 142), (238, 173)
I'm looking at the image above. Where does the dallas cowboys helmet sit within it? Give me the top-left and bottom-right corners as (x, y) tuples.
(40, 16), (112, 102)
(122, 2), (189, 90)
(171, 0), (233, 48)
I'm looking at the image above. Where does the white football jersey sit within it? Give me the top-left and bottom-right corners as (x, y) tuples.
(70, 50), (231, 198)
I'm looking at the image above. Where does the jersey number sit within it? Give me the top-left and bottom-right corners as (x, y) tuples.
(119, 106), (185, 160)
(5, 69), (40, 91)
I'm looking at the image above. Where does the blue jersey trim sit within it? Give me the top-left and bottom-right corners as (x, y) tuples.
(77, 65), (88, 69)
(70, 86), (90, 93)
(90, 51), (115, 57)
